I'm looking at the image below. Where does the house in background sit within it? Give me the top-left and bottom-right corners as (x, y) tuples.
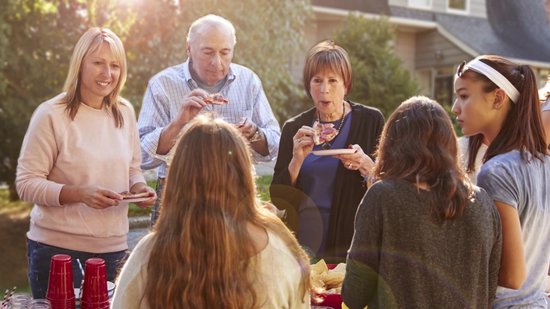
(307, 0), (550, 106)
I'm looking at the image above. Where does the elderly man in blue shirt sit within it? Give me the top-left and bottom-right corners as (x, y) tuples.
(138, 14), (281, 226)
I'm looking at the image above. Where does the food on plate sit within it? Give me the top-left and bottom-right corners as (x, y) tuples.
(204, 93), (229, 105)
(312, 120), (339, 145)
(311, 258), (329, 275)
(120, 192), (154, 200)
(310, 259), (346, 293)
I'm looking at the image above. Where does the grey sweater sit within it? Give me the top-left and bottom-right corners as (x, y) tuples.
(342, 179), (502, 309)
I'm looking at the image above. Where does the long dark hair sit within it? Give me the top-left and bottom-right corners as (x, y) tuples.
(459, 55), (547, 165)
(374, 96), (472, 221)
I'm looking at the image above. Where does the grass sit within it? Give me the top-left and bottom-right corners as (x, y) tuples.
(0, 189), (32, 293)
(127, 175), (274, 216)
(0, 190), (32, 215)
(256, 175), (273, 201)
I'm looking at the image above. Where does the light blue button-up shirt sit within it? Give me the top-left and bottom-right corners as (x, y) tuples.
(137, 59), (281, 177)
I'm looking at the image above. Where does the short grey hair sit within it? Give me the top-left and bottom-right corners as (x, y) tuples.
(187, 14), (237, 46)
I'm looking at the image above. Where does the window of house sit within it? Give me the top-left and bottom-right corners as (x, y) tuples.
(447, 0), (468, 12)
(434, 75), (454, 107)
(409, 0), (432, 9)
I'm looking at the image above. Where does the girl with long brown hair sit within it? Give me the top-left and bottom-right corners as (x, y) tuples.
(113, 115), (311, 309)
(452, 55), (550, 308)
(342, 96), (502, 308)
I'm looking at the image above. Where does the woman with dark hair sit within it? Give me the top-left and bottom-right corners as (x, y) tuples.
(453, 55), (550, 307)
(342, 96), (502, 309)
(112, 115), (311, 309)
(270, 40), (384, 262)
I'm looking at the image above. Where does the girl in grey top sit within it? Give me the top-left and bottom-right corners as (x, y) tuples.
(453, 55), (550, 308)
(342, 96), (502, 308)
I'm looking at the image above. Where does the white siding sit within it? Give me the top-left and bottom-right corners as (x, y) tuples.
(415, 69), (433, 97)
(390, 0), (408, 7)
(416, 30), (471, 69)
(393, 0), (487, 18)
(433, 0), (446, 12)
(469, 0), (487, 18)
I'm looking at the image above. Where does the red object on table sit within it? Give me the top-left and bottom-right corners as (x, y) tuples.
(311, 263), (343, 309)
(81, 258), (109, 309)
(46, 254), (76, 309)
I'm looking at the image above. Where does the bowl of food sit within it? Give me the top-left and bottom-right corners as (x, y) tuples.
(311, 260), (345, 309)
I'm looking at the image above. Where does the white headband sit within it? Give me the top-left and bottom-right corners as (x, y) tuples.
(464, 58), (520, 103)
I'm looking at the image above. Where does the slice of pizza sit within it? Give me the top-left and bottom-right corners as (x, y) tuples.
(120, 192), (154, 200)
(313, 120), (338, 145)
(204, 93), (229, 105)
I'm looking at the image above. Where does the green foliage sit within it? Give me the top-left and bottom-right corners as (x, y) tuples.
(122, 0), (187, 108)
(0, 188), (32, 214)
(255, 175), (272, 202)
(335, 14), (420, 117)
(0, 0), (309, 200)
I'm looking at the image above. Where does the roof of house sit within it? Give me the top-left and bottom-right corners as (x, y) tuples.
(312, 0), (550, 65)
(485, 0), (550, 63)
(312, 0), (389, 15)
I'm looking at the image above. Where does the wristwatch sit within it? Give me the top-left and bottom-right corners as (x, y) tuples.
(248, 127), (262, 142)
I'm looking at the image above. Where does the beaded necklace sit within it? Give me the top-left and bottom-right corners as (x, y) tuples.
(314, 101), (346, 150)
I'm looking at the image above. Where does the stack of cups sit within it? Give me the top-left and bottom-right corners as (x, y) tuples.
(80, 258), (109, 309)
(46, 254), (75, 309)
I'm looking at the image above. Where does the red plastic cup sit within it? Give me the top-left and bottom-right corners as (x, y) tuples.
(80, 258), (109, 309)
(46, 254), (76, 309)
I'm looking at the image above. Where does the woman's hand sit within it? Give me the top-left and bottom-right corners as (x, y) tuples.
(129, 183), (157, 209)
(336, 144), (375, 177)
(79, 186), (122, 209)
(288, 126), (315, 185)
(291, 126), (315, 161)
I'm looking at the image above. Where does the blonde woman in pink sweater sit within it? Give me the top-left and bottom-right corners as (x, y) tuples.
(16, 27), (155, 299)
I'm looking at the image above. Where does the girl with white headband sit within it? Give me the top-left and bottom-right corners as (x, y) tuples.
(452, 55), (550, 308)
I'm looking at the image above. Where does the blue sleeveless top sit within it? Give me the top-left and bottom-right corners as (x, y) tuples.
(296, 112), (352, 257)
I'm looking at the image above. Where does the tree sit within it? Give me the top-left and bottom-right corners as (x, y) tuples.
(0, 0), (312, 200)
(122, 0), (187, 107)
(335, 14), (419, 117)
(0, 0), (82, 201)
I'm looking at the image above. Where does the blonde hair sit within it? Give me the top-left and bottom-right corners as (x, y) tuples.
(62, 27), (127, 127)
(144, 115), (310, 309)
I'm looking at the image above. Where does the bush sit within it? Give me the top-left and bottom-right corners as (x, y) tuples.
(335, 14), (420, 118)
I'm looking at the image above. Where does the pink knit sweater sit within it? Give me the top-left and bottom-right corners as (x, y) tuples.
(16, 93), (146, 253)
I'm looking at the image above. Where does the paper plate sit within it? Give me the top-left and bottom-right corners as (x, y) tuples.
(312, 149), (356, 156)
